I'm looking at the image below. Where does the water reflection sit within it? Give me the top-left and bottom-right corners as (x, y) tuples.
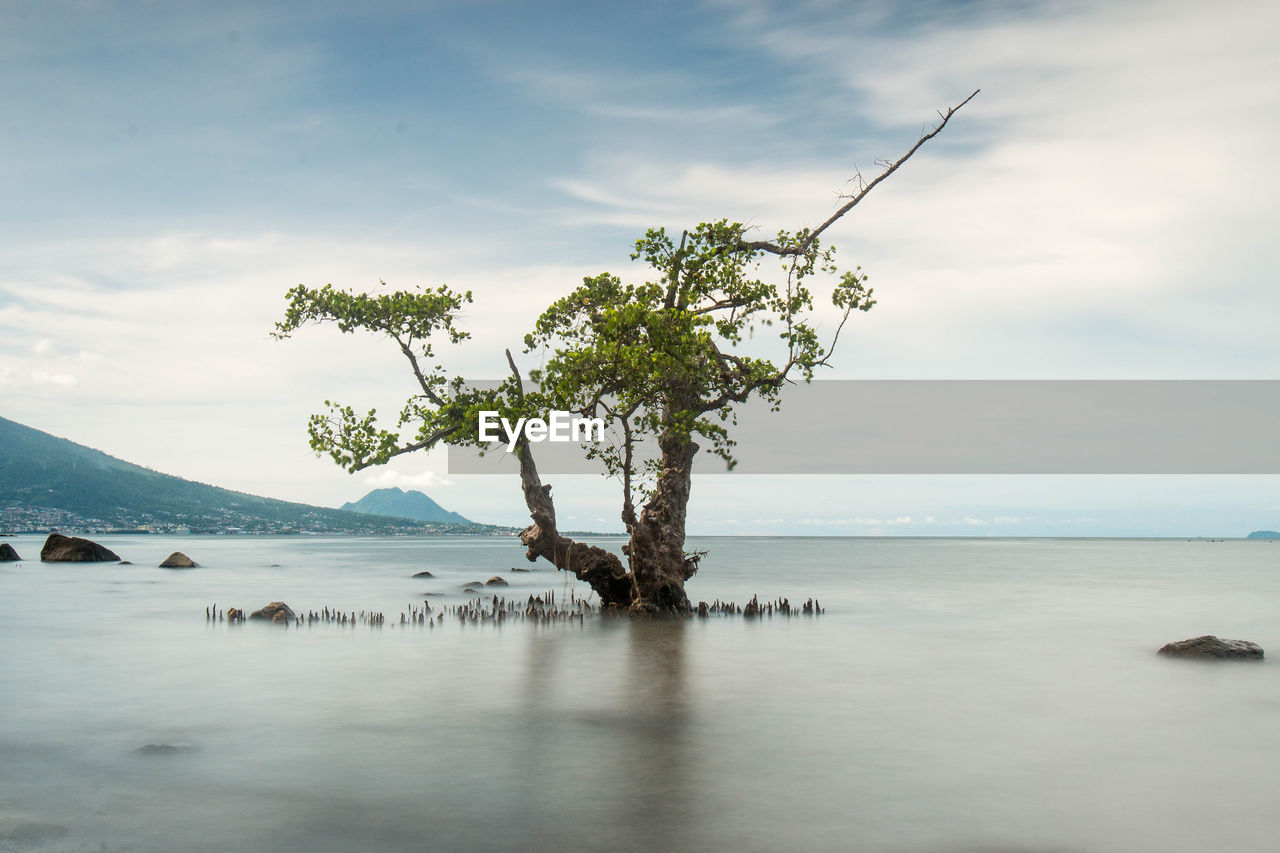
(517, 619), (693, 851)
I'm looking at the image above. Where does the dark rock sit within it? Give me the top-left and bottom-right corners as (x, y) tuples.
(461, 581), (484, 591)
(0, 542), (21, 561)
(159, 551), (198, 568)
(485, 576), (509, 587)
(133, 743), (196, 755)
(249, 601), (296, 622)
(510, 566), (531, 573)
(118, 560), (133, 565)
(227, 607), (244, 621)
(1158, 635), (1264, 660)
(40, 532), (120, 562)
(412, 570), (434, 578)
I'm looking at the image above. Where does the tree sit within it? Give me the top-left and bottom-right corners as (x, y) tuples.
(274, 91), (978, 614)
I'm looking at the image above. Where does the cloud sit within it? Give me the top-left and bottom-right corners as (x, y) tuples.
(543, 0), (1280, 379)
(30, 369), (77, 387)
(500, 65), (776, 127)
(358, 469), (455, 491)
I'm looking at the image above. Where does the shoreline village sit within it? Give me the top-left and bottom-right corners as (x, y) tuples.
(478, 411), (606, 452)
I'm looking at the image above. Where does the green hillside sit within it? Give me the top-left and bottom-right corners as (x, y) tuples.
(0, 415), (497, 535)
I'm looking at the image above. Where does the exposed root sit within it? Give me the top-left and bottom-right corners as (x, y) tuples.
(203, 593), (823, 627)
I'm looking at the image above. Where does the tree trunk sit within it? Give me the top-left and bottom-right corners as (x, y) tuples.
(514, 435), (635, 608)
(623, 429), (699, 615)
(512, 415), (699, 615)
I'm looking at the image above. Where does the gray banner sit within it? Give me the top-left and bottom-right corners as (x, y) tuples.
(446, 380), (1280, 475)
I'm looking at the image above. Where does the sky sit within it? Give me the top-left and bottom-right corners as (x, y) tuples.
(2, 0), (1279, 536)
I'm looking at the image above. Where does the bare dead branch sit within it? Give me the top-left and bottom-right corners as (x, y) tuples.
(740, 89), (980, 257)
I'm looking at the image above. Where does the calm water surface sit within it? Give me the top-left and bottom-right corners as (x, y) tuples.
(1, 535), (1277, 852)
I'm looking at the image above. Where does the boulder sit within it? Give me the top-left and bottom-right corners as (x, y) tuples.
(461, 581), (484, 591)
(40, 533), (120, 563)
(0, 542), (21, 561)
(485, 576), (509, 587)
(227, 608), (244, 621)
(249, 601), (296, 622)
(412, 570), (434, 578)
(1158, 635), (1264, 660)
(159, 551), (198, 568)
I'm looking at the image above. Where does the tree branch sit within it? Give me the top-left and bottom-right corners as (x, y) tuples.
(349, 426), (458, 471)
(663, 229), (688, 310)
(394, 335), (446, 406)
(740, 89), (979, 257)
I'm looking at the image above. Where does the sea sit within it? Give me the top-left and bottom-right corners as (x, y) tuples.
(1, 534), (1277, 852)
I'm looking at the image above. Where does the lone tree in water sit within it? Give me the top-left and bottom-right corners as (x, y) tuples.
(275, 91), (977, 614)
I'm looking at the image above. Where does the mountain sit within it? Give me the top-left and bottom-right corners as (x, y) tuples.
(1247, 530), (1280, 539)
(341, 487), (472, 525)
(0, 415), (495, 534)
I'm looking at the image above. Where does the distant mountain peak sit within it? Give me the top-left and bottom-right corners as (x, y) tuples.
(341, 488), (471, 525)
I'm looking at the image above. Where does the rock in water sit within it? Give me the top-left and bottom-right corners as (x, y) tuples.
(159, 551), (198, 568)
(0, 542), (21, 561)
(249, 601), (296, 622)
(133, 743), (196, 755)
(412, 570), (434, 578)
(40, 532), (120, 562)
(485, 576), (509, 587)
(1158, 635), (1264, 660)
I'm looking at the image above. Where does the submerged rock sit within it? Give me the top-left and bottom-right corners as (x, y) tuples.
(159, 551), (198, 568)
(1158, 635), (1264, 660)
(461, 581), (485, 591)
(0, 542), (21, 561)
(249, 601), (296, 622)
(133, 743), (197, 755)
(40, 532), (120, 562)
(412, 570), (434, 578)
(0, 818), (69, 844)
(227, 607), (245, 621)
(485, 576), (509, 587)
